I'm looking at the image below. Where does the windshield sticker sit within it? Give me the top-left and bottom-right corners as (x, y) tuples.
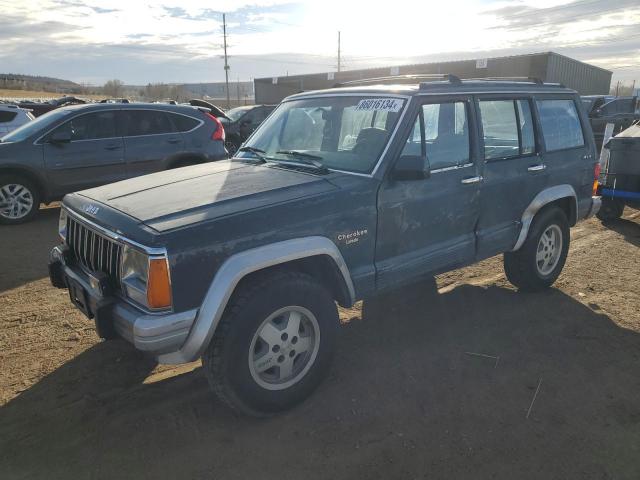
(355, 98), (403, 112)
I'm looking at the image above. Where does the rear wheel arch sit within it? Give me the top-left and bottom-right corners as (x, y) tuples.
(512, 185), (577, 251)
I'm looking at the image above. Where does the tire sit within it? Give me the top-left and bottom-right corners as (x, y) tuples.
(504, 206), (570, 292)
(203, 270), (339, 416)
(596, 198), (624, 221)
(0, 174), (40, 225)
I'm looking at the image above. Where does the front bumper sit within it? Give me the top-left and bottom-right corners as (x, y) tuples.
(49, 246), (197, 356)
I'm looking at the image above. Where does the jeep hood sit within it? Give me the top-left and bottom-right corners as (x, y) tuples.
(77, 160), (337, 232)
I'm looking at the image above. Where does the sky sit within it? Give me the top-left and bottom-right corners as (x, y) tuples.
(0, 0), (638, 86)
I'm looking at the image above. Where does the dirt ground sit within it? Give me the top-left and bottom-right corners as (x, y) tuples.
(1, 206), (639, 480)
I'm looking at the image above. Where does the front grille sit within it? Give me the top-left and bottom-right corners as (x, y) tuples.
(66, 215), (123, 287)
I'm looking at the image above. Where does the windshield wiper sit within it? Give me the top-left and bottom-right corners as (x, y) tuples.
(275, 150), (328, 172)
(237, 146), (268, 163)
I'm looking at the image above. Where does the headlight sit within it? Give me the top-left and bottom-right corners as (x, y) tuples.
(58, 208), (68, 240)
(120, 245), (172, 310)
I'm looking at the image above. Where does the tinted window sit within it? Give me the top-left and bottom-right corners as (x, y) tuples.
(169, 113), (199, 132)
(402, 101), (470, 170)
(226, 106), (252, 122)
(537, 99), (584, 151)
(0, 111), (17, 123)
(52, 111), (118, 141)
(243, 108), (263, 124)
(123, 110), (174, 136)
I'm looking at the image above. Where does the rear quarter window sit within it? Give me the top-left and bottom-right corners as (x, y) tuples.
(536, 99), (584, 151)
(0, 111), (18, 123)
(123, 110), (174, 136)
(169, 113), (200, 132)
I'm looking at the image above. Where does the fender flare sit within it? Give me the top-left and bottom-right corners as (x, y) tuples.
(511, 184), (577, 251)
(158, 236), (355, 364)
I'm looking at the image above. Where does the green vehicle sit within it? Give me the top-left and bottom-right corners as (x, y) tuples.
(49, 76), (601, 415)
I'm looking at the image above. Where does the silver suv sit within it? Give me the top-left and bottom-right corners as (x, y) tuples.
(0, 103), (227, 224)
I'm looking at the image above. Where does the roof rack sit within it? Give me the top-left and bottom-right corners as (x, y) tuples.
(464, 76), (563, 86)
(334, 74), (461, 88)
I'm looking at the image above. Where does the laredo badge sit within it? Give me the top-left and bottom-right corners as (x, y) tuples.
(337, 228), (368, 246)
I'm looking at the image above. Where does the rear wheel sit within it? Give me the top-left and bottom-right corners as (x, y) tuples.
(596, 198), (624, 221)
(203, 270), (339, 416)
(504, 206), (570, 292)
(0, 175), (40, 225)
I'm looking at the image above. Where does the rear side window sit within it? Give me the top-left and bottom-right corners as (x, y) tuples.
(123, 110), (174, 136)
(0, 111), (18, 123)
(480, 99), (536, 159)
(536, 99), (584, 151)
(480, 101), (518, 160)
(169, 113), (199, 132)
(402, 101), (470, 170)
(52, 111), (118, 141)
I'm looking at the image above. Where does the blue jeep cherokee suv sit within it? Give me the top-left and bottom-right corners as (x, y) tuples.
(49, 76), (601, 415)
(0, 103), (227, 224)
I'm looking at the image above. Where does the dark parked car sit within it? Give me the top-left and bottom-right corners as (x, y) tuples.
(0, 103), (226, 224)
(596, 122), (640, 220)
(581, 95), (640, 153)
(219, 104), (276, 154)
(18, 96), (87, 117)
(49, 76), (600, 415)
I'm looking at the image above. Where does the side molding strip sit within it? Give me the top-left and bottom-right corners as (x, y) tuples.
(511, 184), (577, 251)
(158, 236), (355, 364)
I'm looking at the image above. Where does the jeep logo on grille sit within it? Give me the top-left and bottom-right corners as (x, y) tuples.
(83, 204), (100, 215)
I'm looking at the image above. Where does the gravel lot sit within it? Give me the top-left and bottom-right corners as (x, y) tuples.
(1, 206), (639, 479)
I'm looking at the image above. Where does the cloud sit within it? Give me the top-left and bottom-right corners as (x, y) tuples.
(0, 0), (638, 84)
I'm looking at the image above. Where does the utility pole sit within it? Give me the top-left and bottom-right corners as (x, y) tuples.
(222, 13), (230, 109)
(337, 31), (341, 72)
(237, 77), (240, 105)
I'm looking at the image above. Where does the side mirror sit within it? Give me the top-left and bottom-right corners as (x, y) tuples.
(49, 130), (72, 144)
(393, 155), (430, 181)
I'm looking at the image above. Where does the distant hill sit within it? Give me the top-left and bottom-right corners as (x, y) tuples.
(0, 74), (84, 94)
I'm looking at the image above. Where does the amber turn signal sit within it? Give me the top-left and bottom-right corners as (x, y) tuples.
(147, 258), (172, 309)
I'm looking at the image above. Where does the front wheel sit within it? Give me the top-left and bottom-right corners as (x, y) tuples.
(504, 206), (570, 292)
(0, 175), (40, 225)
(203, 271), (339, 416)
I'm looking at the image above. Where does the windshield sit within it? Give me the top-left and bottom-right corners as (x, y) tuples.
(237, 96), (405, 174)
(1, 108), (73, 143)
(225, 106), (253, 122)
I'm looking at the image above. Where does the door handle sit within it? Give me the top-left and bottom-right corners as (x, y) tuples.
(167, 138), (181, 144)
(461, 176), (483, 185)
(104, 144), (121, 151)
(527, 164), (546, 172)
